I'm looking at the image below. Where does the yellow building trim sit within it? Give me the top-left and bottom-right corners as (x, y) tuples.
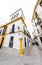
(21, 17), (27, 28)
(0, 30), (29, 38)
(2, 35), (5, 46)
(31, 0), (40, 22)
(0, 35), (5, 37)
(0, 17), (27, 28)
(19, 38), (23, 56)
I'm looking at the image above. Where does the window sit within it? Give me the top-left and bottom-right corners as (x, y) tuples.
(40, 25), (42, 29)
(37, 21), (41, 25)
(40, 0), (42, 6)
(0, 30), (2, 35)
(37, 17), (40, 21)
(24, 37), (26, 47)
(2, 28), (6, 35)
(23, 27), (26, 35)
(0, 30), (1, 34)
(27, 39), (29, 46)
(37, 17), (41, 25)
(37, 29), (40, 34)
(9, 36), (14, 48)
(2, 26), (7, 35)
(18, 26), (20, 29)
(35, 23), (37, 26)
(12, 24), (15, 33)
(40, 37), (42, 43)
(35, 12), (38, 19)
(27, 32), (31, 38)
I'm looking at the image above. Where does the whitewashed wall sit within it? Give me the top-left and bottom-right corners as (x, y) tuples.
(6, 19), (26, 34)
(3, 32), (23, 49)
(3, 31), (30, 49)
(0, 18), (29, 49)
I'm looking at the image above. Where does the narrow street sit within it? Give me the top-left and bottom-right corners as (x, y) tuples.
(28, 45), (42, 56)
(0, 45), (42, 65)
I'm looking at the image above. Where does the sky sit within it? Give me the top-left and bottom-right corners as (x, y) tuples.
(0, 0), (37, 37)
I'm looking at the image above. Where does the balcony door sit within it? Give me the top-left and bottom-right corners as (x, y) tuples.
(9, 37), (14, 48)
(12, 24), (15, 33)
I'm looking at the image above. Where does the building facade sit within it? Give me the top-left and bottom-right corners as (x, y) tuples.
(32, 0), (42, 45)
(0, 8), (31, 55)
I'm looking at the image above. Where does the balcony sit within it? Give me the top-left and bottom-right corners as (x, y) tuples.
(37, 17), (42, 25)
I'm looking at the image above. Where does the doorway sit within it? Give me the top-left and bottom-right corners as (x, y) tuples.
(9, 36), (14, 48)
(24, 37), (26, 47)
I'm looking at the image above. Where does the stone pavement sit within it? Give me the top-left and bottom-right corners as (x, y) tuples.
(0, 45), (42, 65)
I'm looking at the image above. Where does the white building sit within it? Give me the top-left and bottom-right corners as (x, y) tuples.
(0, 8), (31, 55)
(31, 0), (42, 45)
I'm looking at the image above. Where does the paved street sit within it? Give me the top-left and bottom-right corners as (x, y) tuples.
(0, 45), (42, 65)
